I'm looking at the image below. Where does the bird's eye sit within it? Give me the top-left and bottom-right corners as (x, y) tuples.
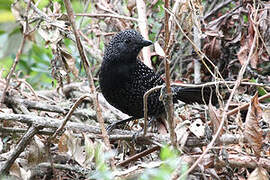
(124, 39), (131, 44)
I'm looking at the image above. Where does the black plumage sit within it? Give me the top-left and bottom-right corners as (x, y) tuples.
(99, 30), (217, 126)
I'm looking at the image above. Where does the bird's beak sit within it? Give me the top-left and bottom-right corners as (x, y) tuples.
(142, 39), (152, 47)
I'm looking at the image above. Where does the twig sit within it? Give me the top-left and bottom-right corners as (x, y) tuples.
(63, 0), (114, 169)
(164, 8), (228, 87)
(0, 126), (54, 135)
(143, 85), (163, 136)
(175, 6), (259, 179)
(204, 0), (234, 20)
(34, 162), (91, 175)
(162, 0), (176, 149)
(163, 59), (176, 148)
(23, 0), (51, 22)
(49, 94), (90, 140)
(78, 0), (91, 28)
(191, 0), (202, 84)
(227, 93), (270, 116)
(0, 113), (101, 134)
(0, 0), (31, 106)
(16, 79), (38, 100)
(76, 13), (139, 22)
(164, 0), (170, 51)
(171, 81), (269, 88)
(117, 146), (160, 167)
(0, 125), (41, 174)
(4, 94), (30, 114)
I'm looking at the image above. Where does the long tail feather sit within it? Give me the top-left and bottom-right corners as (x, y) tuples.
(172, 86), (219, 105)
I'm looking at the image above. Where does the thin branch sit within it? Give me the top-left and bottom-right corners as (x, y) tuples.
(227, 93), (270, 116)
(0, 125), (41, 174)
(49, 94), (90, 140)
(117, 146), (160, 167)
(176, 7), (259, 179)
(78, 0), (91, 28)
(63, 0), (114, 169)
(143, 85), (163, 136)
(76, 13), (139, 22)
(0, 113), (101, 134)
(204, 0), (234, 20)
(164, 7), (228, 88)
(0, 0), (32, 106)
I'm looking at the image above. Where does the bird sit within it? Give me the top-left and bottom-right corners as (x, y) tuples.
(99, 29), (218, 130)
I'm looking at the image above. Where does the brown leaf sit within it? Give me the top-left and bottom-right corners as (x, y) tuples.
(237, 42), (249, 66)
(60, 48), (79, 78)
(237, 12), (259, 68)
(250, 49), (259, 69)
(208, 104), (223, 135)
(65, 131), (85, 166)
(58, 133), (68, 153)
(244, 92), (263, 157)
(203, 37), (221, 60)
(27, 136), (46, 166)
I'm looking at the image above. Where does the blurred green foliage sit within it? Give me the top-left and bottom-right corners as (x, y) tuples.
(87, 144), (186, 180)
(139, 146), (187, 180)
(0, 0), (87, 90)
(0, 23), (55, 89)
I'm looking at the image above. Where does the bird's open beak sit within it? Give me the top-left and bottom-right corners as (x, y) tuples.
(142, 39), (153, 47)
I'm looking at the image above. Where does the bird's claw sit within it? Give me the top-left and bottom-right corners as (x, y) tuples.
(106, 122), (118, 133)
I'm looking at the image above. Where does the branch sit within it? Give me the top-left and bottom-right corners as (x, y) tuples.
(0, 125), (41, 174)
(0, 0), (31, 106)
(63, 0), (114, 169)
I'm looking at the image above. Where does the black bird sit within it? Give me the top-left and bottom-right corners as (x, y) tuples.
(99, 30), (217, 129)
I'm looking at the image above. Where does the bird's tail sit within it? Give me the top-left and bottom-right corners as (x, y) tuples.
(172, 85), (219, 105)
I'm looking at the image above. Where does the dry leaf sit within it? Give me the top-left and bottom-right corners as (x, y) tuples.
(203, 37), (221, 60)
(244, 92), (263, 157)
(9, 161), (21, 179)
(60, 48), (79, 78)
(208, 104), (223, 135)
(27, 136), (46, 167)
(237, 43), (249, 66)
(65, 131), (85, 166)
(58, 133), (68, 153)
(237, 13), (259, 68)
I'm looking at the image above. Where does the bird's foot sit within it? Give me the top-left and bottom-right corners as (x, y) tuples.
(106, 122), (118, 133)
(106, 117), (137, 133)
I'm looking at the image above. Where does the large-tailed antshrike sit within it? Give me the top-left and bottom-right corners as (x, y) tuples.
(99, 30), (217, 129)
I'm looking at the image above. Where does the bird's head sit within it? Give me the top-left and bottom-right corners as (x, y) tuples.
(104, 29), (152, 62)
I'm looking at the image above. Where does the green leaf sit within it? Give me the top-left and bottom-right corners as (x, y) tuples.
(0, 29), (6, 35)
